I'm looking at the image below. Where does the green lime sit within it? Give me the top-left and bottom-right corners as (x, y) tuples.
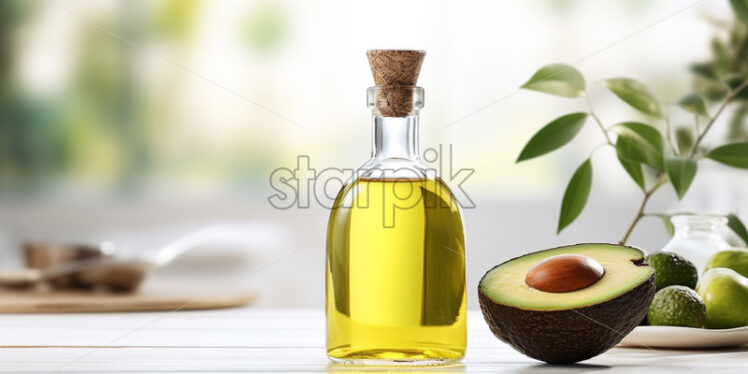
(647, 285), (705, 328)
(646, 252), (698, 290)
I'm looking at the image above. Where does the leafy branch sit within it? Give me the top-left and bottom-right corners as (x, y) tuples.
(691, 79), (748, 156)
(585, 94), (613, 146)
(619, 174), (667, 244)
(516, 0), (748, 244)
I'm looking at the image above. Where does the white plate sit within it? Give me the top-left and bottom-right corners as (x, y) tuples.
(619, 325), (748, 348)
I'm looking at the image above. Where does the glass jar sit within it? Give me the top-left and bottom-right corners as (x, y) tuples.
(659, 215), (731, 274)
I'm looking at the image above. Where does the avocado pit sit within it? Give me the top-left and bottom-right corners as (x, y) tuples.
(525, 254), (604, 293)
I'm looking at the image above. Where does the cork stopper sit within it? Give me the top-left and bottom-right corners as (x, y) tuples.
(366, 49), (425, 117)
(367, 50), (425, 86)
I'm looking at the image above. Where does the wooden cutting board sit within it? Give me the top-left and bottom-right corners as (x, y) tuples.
(0, 282), (258, 313)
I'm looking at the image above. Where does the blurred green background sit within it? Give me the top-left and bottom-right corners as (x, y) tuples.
(1, 0), (291, 196)
(1, 0), (746, 308)
(1, 0), (745, 200)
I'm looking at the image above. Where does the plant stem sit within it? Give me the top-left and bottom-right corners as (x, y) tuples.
(619, 174), (667, 244)
(585, 93), (614, 146)
(694, 114), (700, 136)
(587, 142), (613, 159)
(618, 79), (748, 244)
(689, 79), (748, 158)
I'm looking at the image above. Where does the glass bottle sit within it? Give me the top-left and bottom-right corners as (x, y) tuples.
(659, 215), (731, 274)
(325, 50), (466, 365)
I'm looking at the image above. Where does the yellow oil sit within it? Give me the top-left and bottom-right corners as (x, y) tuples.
(326, 177), (466, 364)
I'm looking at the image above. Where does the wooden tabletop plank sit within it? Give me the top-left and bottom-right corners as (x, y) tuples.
(0, 347), (744, 373)
(0, 309), (744, 373)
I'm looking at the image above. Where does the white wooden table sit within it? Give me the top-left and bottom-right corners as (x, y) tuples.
(0, 309), (745, 373)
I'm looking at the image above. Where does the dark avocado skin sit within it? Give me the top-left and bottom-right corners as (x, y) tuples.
(478, 244), (655, 364)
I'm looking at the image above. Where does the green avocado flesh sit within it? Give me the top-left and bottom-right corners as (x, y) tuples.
(480, 243), (653, 311)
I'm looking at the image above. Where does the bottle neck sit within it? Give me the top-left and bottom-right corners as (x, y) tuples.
(371, 115), (420, 160)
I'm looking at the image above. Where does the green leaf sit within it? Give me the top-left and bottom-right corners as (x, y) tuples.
(601, 78), (662, 117)
(677, 94), (709, 117)
(650, 213), (675, 236)
(521, 64), (585, 98)
(558, 159), (593, 233)
(618, 156), (645, 190)
(707, 142), (748, 168)
(691, 63), (719, 81)
(665, 157), (697, 200)
(724, 73), (747, 90)
(614, 122), (665, 170)
(730, 0), (748, 25)
(712, 39), (731, 73)
(727, 214), (748, 245)
(516, 113), (588, 162)
(727, 104), (748, 140)
(675, 126), (694, 155)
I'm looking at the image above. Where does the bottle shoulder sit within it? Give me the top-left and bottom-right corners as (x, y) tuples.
(355, 157), (435, 180)
(332, 175), (462, 212)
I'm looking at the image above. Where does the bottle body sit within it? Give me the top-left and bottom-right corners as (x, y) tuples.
(326, 71), (466, 364)
(326, 176), (466, 364)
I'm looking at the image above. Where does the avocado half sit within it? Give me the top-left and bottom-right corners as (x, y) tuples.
(478, 243), (655, 364)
